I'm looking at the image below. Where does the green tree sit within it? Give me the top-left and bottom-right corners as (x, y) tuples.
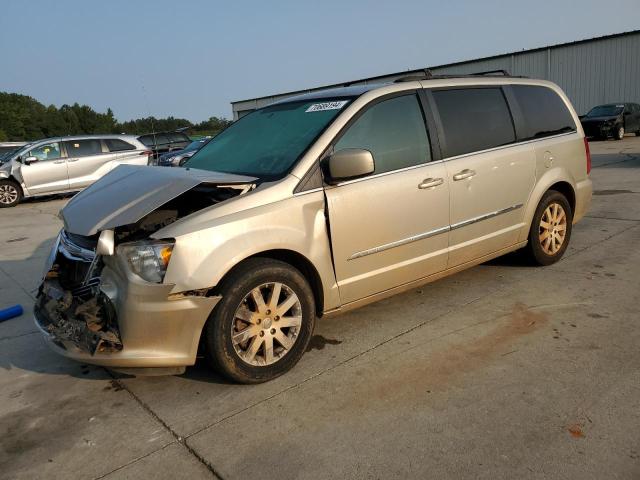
(0, 91), (231, 141)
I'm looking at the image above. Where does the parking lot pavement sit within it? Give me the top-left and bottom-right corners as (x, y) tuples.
(1, 138), (639, 480)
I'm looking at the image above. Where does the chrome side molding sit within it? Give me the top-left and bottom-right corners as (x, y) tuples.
(348, 203), (523, 260)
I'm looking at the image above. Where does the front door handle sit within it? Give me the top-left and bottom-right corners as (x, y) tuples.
(453, 169), (476, 181)
(67, 158), (80, 162)
(418, 177), (444, 189)
(53, 160), (66, 164)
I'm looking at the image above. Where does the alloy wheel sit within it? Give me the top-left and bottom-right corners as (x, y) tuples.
(539, 202), (567, 255)
(231, 282), (302, 366)
(0, 184), (18, 205)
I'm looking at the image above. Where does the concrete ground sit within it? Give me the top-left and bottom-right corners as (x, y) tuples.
(1, 137), (639, 480)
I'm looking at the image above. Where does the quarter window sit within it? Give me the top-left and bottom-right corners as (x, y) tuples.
(432, 88), (516, 158)
(511, 85), (576, 140)
(334, 94), (431, 174)
(64, 139), (102, 157)
(29, 142), (62, 161)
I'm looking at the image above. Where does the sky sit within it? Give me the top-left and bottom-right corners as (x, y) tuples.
(1, 0), (638, 122)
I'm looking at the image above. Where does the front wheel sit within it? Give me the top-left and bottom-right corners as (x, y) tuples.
(615, 125), (625, 140)
(0, 180), (22, 208)
(523, 190), (573, 266)
(203, 258), (316, 383)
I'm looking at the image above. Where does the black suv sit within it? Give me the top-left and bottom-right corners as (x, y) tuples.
(138, 131), (191, 160)
(580, 103), (640, 140)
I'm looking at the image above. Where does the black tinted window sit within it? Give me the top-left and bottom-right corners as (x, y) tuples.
(433, 88), (515, 158)
(105, 138), (136, 151)
(64, 139), (102, 157)
(334, 94), (431, 174)
(167, 132), (189, 142)
(138, 134), (169, 147)
(512, 85), (576, 140)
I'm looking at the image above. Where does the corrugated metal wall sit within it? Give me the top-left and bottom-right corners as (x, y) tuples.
(231, 31), (640, 118)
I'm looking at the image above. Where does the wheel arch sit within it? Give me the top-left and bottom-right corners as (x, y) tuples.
(212, 249), (325, 317)
(520, 172), (577, 242)
(547, 181), (576, 214)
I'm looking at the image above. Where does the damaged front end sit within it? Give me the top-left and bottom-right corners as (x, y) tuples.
(36, 233), (122, 354)
(34, 165), (254, 367)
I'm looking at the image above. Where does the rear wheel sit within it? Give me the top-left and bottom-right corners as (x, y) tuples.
(0, 180), (22, 208)
(523, 190), (573, 266)
(203, 258), (316, 384)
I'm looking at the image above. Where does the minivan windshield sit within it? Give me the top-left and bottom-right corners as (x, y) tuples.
(586, 105), (623, 117)
(185, 98), (353, 179)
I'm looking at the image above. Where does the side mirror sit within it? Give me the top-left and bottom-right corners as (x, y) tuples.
(23, 156), (38, 165)
(323, 148), (375, 184)
(624, 111), (631, 116)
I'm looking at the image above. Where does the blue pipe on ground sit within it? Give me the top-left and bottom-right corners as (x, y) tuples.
(0, 305), (23, 322)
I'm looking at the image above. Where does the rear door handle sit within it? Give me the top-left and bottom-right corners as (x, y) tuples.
(67, 158), (80, 162)
(453, 169), (476, 181)
(418, 177), (444, 189)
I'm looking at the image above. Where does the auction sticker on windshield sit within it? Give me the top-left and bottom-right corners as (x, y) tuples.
(306, 101), (349, 113)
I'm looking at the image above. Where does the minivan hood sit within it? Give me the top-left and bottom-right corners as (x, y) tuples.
(61, 165), (257, 236)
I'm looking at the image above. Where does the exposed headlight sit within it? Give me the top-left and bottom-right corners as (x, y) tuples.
(170, 155), (184, 166)
(117, 240), (174, 283)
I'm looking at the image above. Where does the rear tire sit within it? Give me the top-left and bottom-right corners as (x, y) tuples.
(523, 190), (573, 266)
(0, 180), (22, 208)
(203, 258), (316, 384)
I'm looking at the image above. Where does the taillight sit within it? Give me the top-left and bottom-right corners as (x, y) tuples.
(584, 137), (591, 174)
(140, 150), (152, 156)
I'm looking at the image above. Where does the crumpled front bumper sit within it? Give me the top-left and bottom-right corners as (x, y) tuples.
(35, 253), (221, 368)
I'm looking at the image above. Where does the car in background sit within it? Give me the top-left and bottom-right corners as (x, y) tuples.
(580, 102), (640, 140)
(151, 138), (211, 167)
(0, 142), (28, 161)
(0, 135), (150, 208)
(138, 130), (191, 160)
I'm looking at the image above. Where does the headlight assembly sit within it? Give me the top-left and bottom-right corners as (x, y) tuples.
(117, 240), (175, 283)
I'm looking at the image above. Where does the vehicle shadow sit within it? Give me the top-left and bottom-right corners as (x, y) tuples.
(19, 192), (76, 205)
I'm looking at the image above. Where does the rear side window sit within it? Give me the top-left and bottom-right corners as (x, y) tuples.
(64, 139), (102, 157)
(334, 94), (431, 174)
(432, 88), (515, 158)
(511, 85), (576, 140)
(105, 138), (136, 152)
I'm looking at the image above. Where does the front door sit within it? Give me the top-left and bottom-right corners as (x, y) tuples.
(19, 141), (69, 195)
(430, 87), (536, 267)
(324, 93), (450, 304)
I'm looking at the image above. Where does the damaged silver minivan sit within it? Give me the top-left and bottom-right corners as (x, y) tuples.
(35, 74), (592, 383)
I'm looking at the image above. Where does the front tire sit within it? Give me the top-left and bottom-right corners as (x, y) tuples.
(0, 180), (22, 208)
(615, 125), (625, 140)
(203, 258), (316, 384)
(523, 190), (573, 266)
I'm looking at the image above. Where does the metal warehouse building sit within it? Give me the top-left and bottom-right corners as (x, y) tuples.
(231, 29), (640, 120)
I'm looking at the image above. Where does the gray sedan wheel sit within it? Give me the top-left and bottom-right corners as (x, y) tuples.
(0, 180), (22, 208)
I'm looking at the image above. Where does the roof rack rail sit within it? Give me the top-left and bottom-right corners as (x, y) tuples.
(394, 68), (525, 82)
